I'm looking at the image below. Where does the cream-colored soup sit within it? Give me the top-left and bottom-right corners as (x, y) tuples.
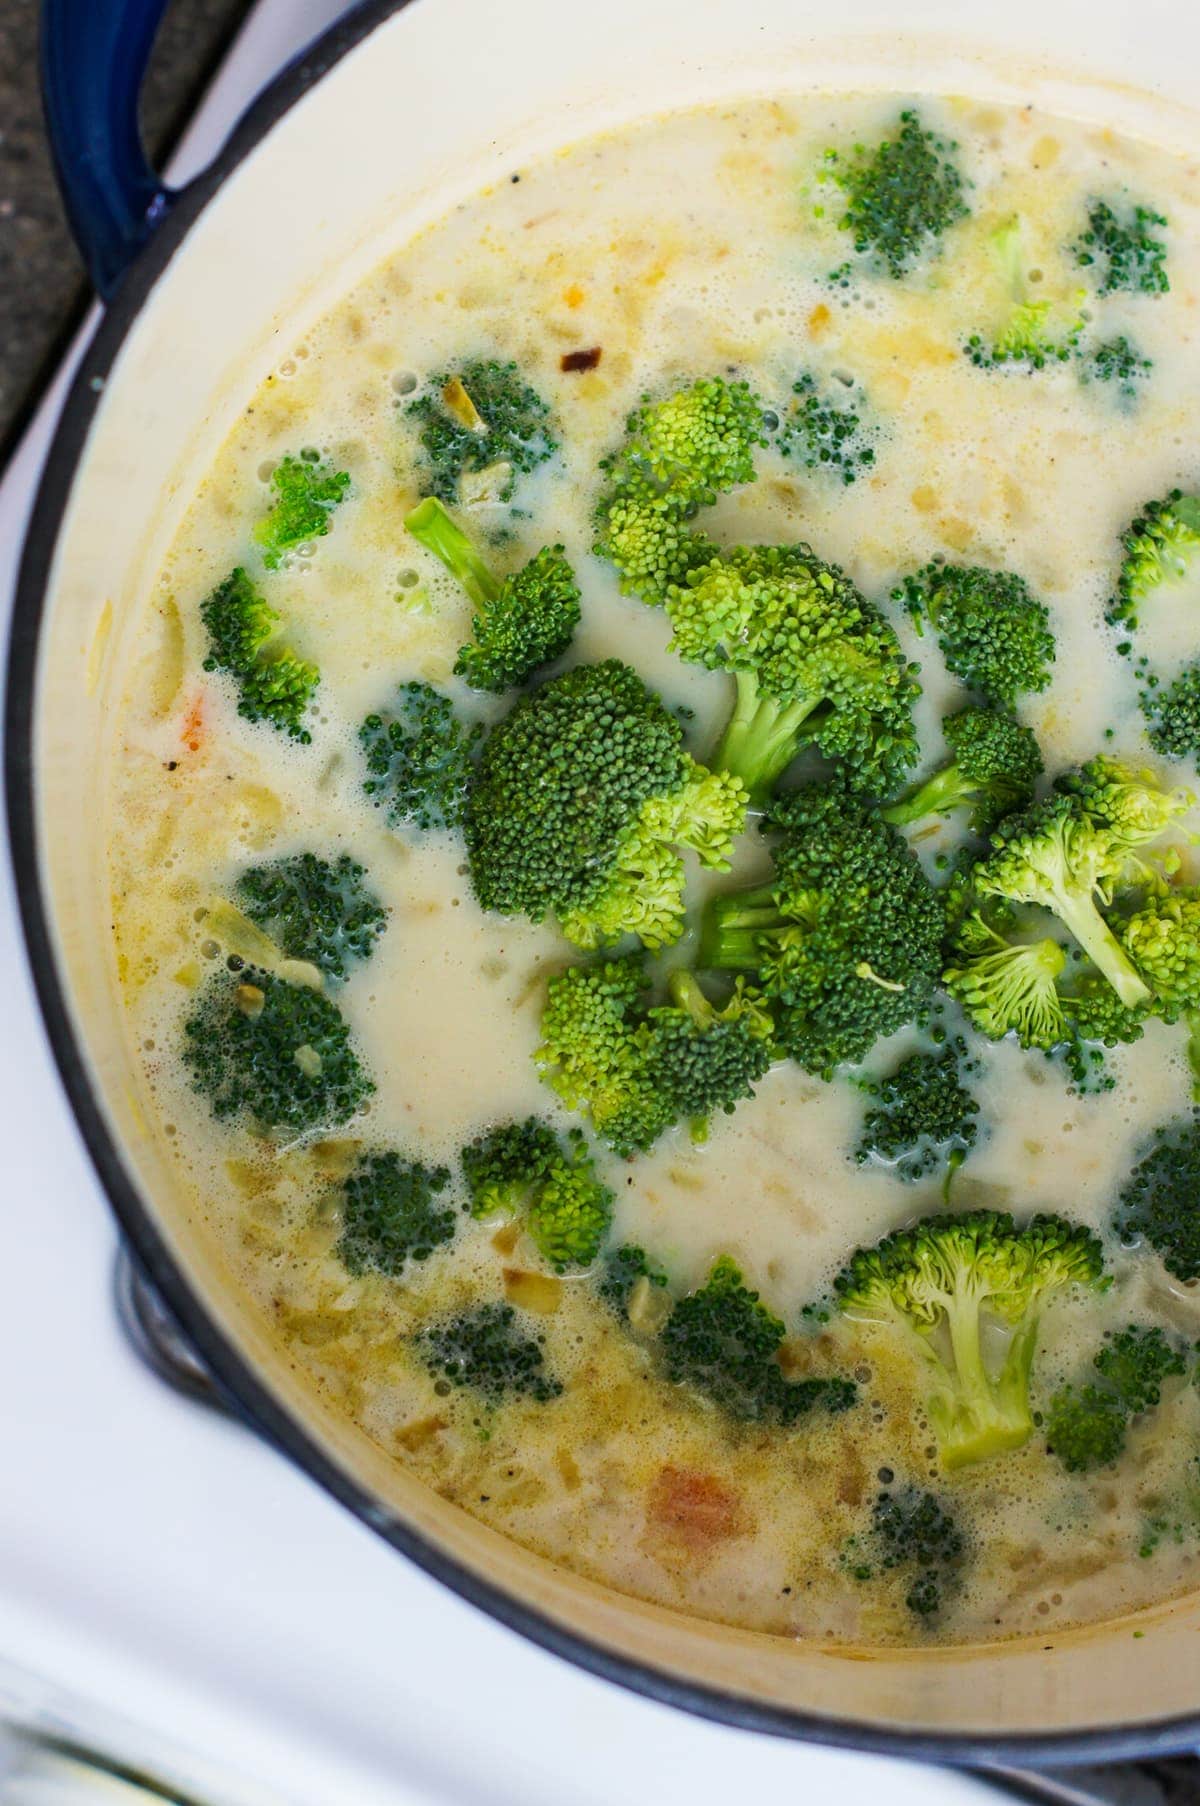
(108, 91), (1200, 1647)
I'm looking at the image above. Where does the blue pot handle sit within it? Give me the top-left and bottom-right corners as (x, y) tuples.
(40, 0), (175, 299)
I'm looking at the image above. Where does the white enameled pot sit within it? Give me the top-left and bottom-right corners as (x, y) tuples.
(11, 0), (1200, 1766)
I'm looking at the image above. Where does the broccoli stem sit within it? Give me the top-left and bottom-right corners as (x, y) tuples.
(667, 968), (718, 1027)
(881, 762), (975, 828)
(927, 1298), (1035, 1469)
(713, 670), (819, 802)
(698, 886), (781, 970)
(1051, 887), (1151, 1010)
(405, 496), (501, 613)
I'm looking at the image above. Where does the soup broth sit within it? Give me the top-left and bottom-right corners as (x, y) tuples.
(107, 91), (1200, 1647)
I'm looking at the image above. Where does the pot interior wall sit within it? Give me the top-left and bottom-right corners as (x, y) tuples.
(27, 0), (1200, 1746)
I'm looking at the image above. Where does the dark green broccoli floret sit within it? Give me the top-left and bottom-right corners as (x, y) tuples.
(870, 1486), (966, 1618)
(881, 707), (1043, 831)
(359, 681), (483, 832)
(662, 1256), (856, 1425)
(199, 566), (320, 743)
(1079, 336), (1153, 406)
(774, 371), (877, 485)
(834, 1209), (1107, 1469)
(1074, 199), (1169, 297)
(234, 852), (386, 982)
(336, 1150), (454, 1277)
(856, 1039), (979, 1186)
(461, 1117), (560, 1218)
(464, 661), (746, 950)
(820, 108), (969, 279)
(670, 542), (920, 801)
(1046, 1326), (1186, 1472)
(404, 496), (580, 692)
(1114, 1115), (1200, 1281)
(1143, 666), (1200, 761)
(406, 359), (556, 505)
(599, 1243), (669, 1316)
(417, 1302), (562, 1402)
(965, 218), (1085, 371)
(647, 971), (775, 1133)
(460, 1119), (612, 1270)
(896, 561), (1054, 708)
(182, 966), (373, 1134)
(201, 567), (278, 674)
(1108, 491), (1200, 630)
(699, 781), (945, 1077)
(254, 452), (349, 569)
(236, 652), (321, 741)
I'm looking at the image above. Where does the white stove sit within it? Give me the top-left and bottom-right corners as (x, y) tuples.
(0, 7), (1019, 1800)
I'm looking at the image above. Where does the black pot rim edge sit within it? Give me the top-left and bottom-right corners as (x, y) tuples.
(8, 0), (1200, 1770)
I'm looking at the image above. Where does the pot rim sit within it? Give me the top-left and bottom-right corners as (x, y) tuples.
(9, 0), (1200, 1765)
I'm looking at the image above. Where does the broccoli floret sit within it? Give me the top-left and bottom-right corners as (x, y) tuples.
(592, 377), (764, 607)
(662, 1256), (856, 1425)
(1114, 1115), (1200, 1280)
(200, 567), (320, 742)
(237, 650), (320, 742)
(464, 661), (746, 950)
(971, 787), (1159, 1009)
(966, 218), (1086, 371)
(882, 707), (1043, 831)
(404, 496), (580, 692)
(896, 561), (1055, 708)
(182, 967), (373, 1134)
(820, 109), (969, 279)
(1143, 665), (1200, 760)
(1079, 336), (1153, 406)
(647, 971), (775, 1134)
(406, 360), (556, 505)
(1046, 1326), (1186, 1471)
(593, 480), (718, 610)
(336, 1150), (455, 1277)
(868, 1486), (966, 1618)
(359, 681), (483, 832)
(535, 960), (771, 1153)
(599, 1243), (669, 1316)
(1074, 199), (1169, 297)
(254, 452), (349, 569)
(699, 781), (945, 1077)
(234, 852), (386, 982)
(834, 1209), (1107, 1469)
(1108, 491), (1200, 631)
(536, 958), (673, 1156)
(856, 1039), (980, 1187)
(461, 1117), (561, 1218)
(774, 371), (877, 485)
(670, 542), (920, 801)
(944, 924), (1070, 1050)
(528, 1140), (614, 1272)
(1055, 754), (1192, 868)
(460, 1119), (612, 1270)
(604, 377), (767, 511)
(418, 1302), (562, 1403)
(1120, 886), (1200, 1017)
(201, 567), (278, 673)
